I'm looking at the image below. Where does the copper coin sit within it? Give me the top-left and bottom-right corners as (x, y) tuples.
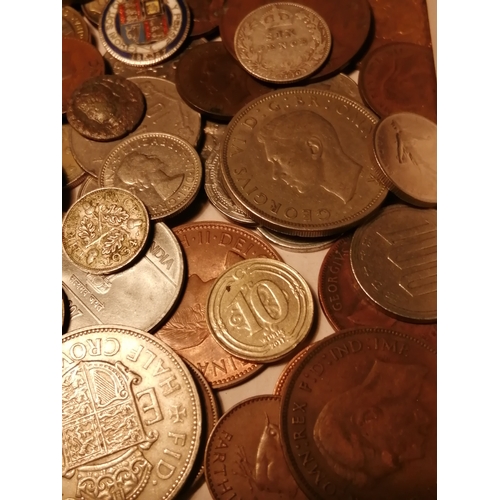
(175, 41), (273, 121)
(318, 235), (437, 348)
(358, 42), (437, 123)
(205, 395), (308, 499)
(178, 361), (221, 495)
(186, 0), (224, 37)
(154, 221), (282, 389)
(361, 0), (432, 63)
(219, 0), (371, 81)
(62, 37), (105, 114)
(280, 328), (436, 500)
(67, 75), (146, 141)
(273, 343), (314, 395)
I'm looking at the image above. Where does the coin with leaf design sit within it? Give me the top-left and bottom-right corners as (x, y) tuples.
(62, 187), (150, 274)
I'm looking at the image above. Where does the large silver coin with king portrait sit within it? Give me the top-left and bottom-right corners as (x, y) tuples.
(62, 325), (202, 499)
(221, 89), (388, 237)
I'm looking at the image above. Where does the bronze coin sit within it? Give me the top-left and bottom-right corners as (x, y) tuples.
(361, 0), (432, 63)
(219, 0), (371, 81)
(62, 37), (105, 114)
(205, 395), (308, 499)
(67, 75), (146, 141)
(280, 328), (436, 500)
(175, 41), (273, 121)
(186, 0), (224, 38)
(154, 221), (282, 389)
(358, 42), (437, 123)
(318, 235), (437, 348)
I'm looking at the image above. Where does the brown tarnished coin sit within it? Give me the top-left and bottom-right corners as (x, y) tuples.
(186, 0), (224, 37)
(67, 75), (145, 141)
(62, 37), (105, 114)
(207, 258), (314, 363)
(62, 187), (150, 275)
(279, 328), (436, 500)
(222, 89), (387, 237)
(82, 0), (109, 26)
(202, 121), (257, 226)
(234, 3), (332, 84)
(360, 0), (432, 63)
(62, 325), (202, 500)
(350, 205), (437, 322)
(175, 41), (273, 121)
(273, 343), (314, 395)
(318, 235), (437, 348)
(100, 133), (203, 220)
(62, 124), (86, 189)
(205, 395), (308, 500)
(220, 0), (371, 81)
(373, 112), (437, 207)
(154, 222), (282, 389)
(63, 222), (184, 333)
(62, 6), (90, 41)
(177, 361), (220, 495)
(358, 42), (437, 123)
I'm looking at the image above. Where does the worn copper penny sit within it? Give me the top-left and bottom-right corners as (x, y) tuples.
(318, 235), (437, 348)
(350, 205), (437, 322)
(62, 325), (202, 500)
(154, 222), (282, 389)
(67, 75), (146, 141)
(222, 88), (388, 237)
(280, 328), (436, 500)
(358, 42), (437, 123)
(62, 37), (105, 114)
(219, 0), (371, 81)
(205, 395), (308, 499)
(273, 343), (314, 395)
(175, 41), (273, 120)
(186, 0), (224, 37)
(360, 0), (432, 63)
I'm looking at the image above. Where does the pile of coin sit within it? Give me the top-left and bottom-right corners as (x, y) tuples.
(62, 1), (437, 498)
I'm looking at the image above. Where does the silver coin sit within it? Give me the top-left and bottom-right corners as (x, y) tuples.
(307, 72), (363, 105)
(63, 222), (185, 333)
(256, 226), (338, 252)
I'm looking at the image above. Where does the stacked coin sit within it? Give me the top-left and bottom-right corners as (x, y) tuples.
(62, 1), (437, 497)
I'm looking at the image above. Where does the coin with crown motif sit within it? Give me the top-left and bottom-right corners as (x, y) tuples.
(99, 0), (191, 67)
(62, 325), (202, 500)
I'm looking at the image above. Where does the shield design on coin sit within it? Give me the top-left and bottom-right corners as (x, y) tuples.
(62, 360), (158, 499)
(118, 0), (169, 45)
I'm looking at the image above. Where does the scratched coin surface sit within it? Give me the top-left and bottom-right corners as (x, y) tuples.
(202, 122), (256, 226)
(67, 75), (145, 141)
(219, 0), (371, 81)
(373, 112), (437, 207)
(234, 2), (331, 84)
(350, 205), (437, 322)
(318, 235), (437, 348)
(62, 37), (105, 114)
(62, 6), (90, 41)
(279, 328), (436, 500)
(222, 89), (388, 237)
(358, 42), (437, 123)
(63, 222), (184, 333)
(62, 325), (202, 500)
(99, 0), (191, 67)
(205, 395), (308, 500)
(154, 222), (282, 389)
(100, 133), (203, 220)
(207, 258), (314, 363)
(62, 187), (150, 275)
(62, 124), (86, 189)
